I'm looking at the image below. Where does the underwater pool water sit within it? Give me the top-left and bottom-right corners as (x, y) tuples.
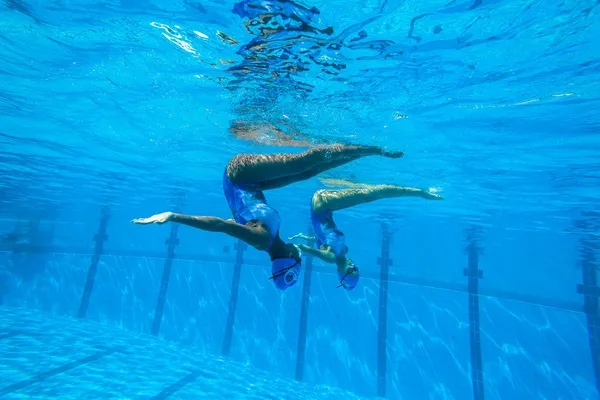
(1, 0), (599, 399)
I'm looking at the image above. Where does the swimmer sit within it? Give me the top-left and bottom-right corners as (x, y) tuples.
(290, 184), (442, 290)
(132, 145), (404, 290)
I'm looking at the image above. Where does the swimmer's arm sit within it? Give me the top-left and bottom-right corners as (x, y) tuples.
(297, 244), (336, 263)
(132, 212), (269, 248)
(173, 214), (270, 247)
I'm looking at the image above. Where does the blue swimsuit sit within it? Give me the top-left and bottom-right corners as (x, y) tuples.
(310, 204), (346, 258)
(310, 199), (358, 290)
(223, 171), (280, 250)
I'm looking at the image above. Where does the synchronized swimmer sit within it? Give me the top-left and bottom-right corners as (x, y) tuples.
(132, 144), (405, 290)
(290, 184), (441, 289)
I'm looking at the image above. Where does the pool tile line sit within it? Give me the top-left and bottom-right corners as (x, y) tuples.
(0, 329), (64, 341)
(0, 348), (117, 397)
(588, 314), (600, 398)
(151, 223), (180, 336)
(222, 239), (246, 356)
(464, 240), (485, 400)
(578, 245), (599, 397)
(77, 206), (110, 319)
(0, 330), (24, 340)
(150, 369), (213, 400)
(295, 223), (314, 381)
(377, 222), (392, 398)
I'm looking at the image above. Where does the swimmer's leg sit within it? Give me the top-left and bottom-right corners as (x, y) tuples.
(255, 154), (368, 191)
(311, 185), (443, 214)
(226, 144), (403, 185)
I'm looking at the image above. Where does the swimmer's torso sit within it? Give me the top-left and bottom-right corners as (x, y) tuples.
(310, 203), (346, 257)
(223, 171), (280, 250)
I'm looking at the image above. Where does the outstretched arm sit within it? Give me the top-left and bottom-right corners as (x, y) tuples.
(132, 212), (269, 248)
(297, 243), (336, 264)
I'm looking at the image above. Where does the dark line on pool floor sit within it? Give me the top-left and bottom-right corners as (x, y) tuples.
(151, 370), (210, 400)
(579, 238), (600, 397)
(377, 223), (392, 398)
(0, 349), (116, 397)
(0, 330), (24, 340)
(152, 224), (179, 336)
(465, 241), (485, 400)
(295, 223), (314, 381)
(77, 206), (110, 319)
(587, 314), (600, 397)
(222, 240), (246, 356)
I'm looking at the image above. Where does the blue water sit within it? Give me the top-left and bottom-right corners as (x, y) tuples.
(1, 0), (599, 399)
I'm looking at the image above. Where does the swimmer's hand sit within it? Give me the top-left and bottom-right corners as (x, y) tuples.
(289, 233), (316, 243)
(131, 212), (174, 225)
(289, 233), (306, 241)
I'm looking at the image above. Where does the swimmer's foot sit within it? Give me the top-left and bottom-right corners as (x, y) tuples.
(324, 144), (402, 159)
(380, 149), (404, 158)
(420, 189), (443, 200)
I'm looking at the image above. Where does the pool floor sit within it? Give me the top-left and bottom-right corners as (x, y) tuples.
(0, 308), (368, 400)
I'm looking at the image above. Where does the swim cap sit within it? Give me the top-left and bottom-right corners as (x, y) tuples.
(337, 269), (359, 290)
(271, 257), (301, 290)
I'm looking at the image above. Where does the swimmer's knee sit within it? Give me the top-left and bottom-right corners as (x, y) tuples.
(226, 163), (237, 182)
(226, 155), (245, 183)
(311, 190), (323, 203)
(311, 191), (328, 213)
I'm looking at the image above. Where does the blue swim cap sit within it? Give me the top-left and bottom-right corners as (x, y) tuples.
(271, 257), (301, 290)
(337, 269), (359, 290)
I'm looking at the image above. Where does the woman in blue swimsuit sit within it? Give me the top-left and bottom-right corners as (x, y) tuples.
(291, 184), (442, 290)
(132, 144), (403, 290)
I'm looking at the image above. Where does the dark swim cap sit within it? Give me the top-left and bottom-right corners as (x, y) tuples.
(271, 257), (301, 290)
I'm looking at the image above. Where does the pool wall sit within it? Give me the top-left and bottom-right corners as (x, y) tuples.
(0, 204), (598, 400)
